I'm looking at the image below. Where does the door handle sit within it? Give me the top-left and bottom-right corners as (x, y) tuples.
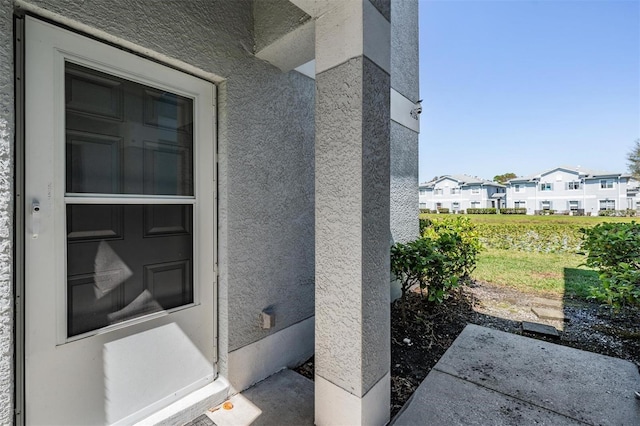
(31, 201), (41, 239)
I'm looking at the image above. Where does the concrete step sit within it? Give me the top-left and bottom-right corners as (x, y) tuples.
(530, 297), (564, 309)
(531, 306), (565, 321)
(522, 321), (560, 338)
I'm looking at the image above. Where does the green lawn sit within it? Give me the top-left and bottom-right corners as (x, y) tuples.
(419, 213), (634, 299)
(472, 248), (600, 298)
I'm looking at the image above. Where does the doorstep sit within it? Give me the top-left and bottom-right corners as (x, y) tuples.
(193, 369), (314, 426)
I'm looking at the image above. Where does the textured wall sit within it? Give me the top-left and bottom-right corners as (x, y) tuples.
(315, 54), (390, 397)
(390, 122), (418, 244)
(13, 0), (315, 379)
(0, 1), (13, 422)
(390, 0), (419, 245)
(360, 57), (391, 393)
(389, 0), (420, 301)
(391, 0), (419, 99)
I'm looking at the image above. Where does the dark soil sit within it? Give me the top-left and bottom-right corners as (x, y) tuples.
(294, 281), (640, 419)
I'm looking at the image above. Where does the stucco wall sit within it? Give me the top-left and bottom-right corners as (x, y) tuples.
(389, 0), (419, 300)
(390, 121), (418, 244)
(0, 1), (14, 422)
(9, 0), (315, 396)
(390, 0), (419, 246)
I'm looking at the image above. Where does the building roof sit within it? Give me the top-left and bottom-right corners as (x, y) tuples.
(507, 166), (625, 184)
(419, 174), (505, 189)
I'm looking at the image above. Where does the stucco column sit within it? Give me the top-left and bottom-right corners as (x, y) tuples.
(314, 1), (391, 425)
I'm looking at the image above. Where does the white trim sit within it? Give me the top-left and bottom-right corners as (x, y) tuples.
(295, 59), (316, 79)
(363, 0), (391, 73)
(255, 19), (315, 72)
(227, 316), (314, 392)
(133, 378), (230, 426)
(390, 88), (420, 132)
(315, 372), (390, 426)
(64, 195), (196, 204)
(315, 0), (390, 74)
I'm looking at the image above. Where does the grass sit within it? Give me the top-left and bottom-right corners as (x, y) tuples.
(420, 213), (636, 226)
(472, 247), (600, 299)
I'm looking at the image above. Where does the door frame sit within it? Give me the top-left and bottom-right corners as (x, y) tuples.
(15, 13), (219, 424)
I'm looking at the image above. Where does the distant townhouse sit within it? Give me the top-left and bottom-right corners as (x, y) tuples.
(505, 166), (640, 215)
(419, 174), (506, 212)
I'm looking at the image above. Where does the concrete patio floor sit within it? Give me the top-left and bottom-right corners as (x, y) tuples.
(392, 324), (640, 425)
(190, 323), (640, 425)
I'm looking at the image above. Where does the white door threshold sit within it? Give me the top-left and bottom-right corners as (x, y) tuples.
(134, 376), (231, 426)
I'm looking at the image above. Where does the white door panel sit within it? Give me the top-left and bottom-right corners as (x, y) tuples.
(25, 17), (216, 425)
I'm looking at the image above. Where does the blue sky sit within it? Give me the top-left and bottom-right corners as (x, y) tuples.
(417, 0), (640, 183)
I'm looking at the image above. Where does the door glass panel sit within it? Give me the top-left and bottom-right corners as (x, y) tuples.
(65, 62), (194, 196)
(66, 204), (193, 337)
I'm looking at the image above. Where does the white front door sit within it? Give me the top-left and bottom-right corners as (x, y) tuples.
(24, 18), (216, 425)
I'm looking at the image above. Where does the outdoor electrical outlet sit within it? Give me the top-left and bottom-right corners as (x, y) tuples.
(261, 310), (275, 329)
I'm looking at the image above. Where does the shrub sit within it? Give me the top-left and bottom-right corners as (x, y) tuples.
(477, 222), (583, 253)
(598, 209), (637, 217)
(437, 207), (450, 214)
(391, 216), (482, 320)
(467, 208), (497, 214)
(580, 222), (640, 311)
(534, 209), (556, 215)
(422, 216), (482, 280)
(498, 208), (527, 215)
(391, 238), (458, 322)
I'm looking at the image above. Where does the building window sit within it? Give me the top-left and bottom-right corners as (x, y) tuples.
(419, 202), (427, 208)
(452, 202), (460, 211)
(514, 201), (526, 208)
(600, 179), (614, 189)
(569, 201), (580, 211)
(541, 201), (552, 211)
(539, 183), (553, 191)
(434, 188), (443, 195)
(451, 187), (461, 194)
(419, 188), (427, 195)
(471, 187), (480, 194)
(567, 181), (581, 190)
(514, 184), (521, 192)
(436, 202), (443, 209)
(599, 199), (615, 210)
(470, 201), (480, 208)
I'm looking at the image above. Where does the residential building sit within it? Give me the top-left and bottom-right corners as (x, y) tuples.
(505, 166), (640, 215)
(419, 175), (506, 212)
(0, 1), (419, 425)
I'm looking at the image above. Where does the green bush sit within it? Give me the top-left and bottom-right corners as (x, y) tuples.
(580, 222), (640, 310)
(477, 222), (583, 253)
(391, 216), (482, 320)
(391, 238), (459, 321)
(467, 208), (497, 214)
(422, 216), (482, 279)
(498, 208), (527, 215)
(598, 209), (637, 217)
(437, 207), (450, 214)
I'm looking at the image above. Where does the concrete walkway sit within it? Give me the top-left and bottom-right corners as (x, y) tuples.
(189, 324), (640, 425)
(392, 324), (640, 425)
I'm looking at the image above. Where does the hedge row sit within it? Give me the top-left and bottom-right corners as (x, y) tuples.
(476, 222), (583, 253)
(598, 209), (638, 217)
